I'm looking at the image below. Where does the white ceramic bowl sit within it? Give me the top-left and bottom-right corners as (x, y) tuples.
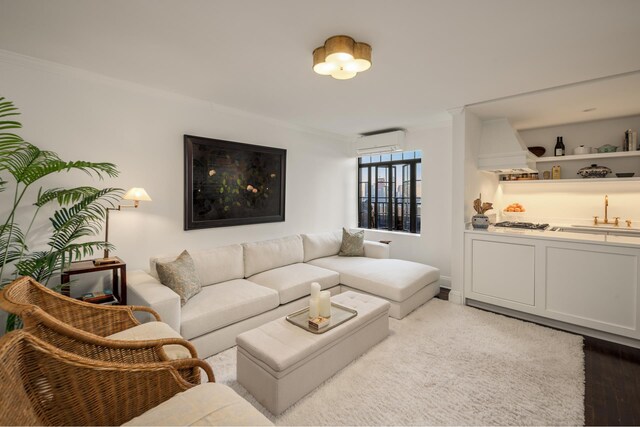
(573, 145), (591, 155)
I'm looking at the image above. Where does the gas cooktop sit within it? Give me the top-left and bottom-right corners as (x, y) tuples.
(494, 221), (549, 230)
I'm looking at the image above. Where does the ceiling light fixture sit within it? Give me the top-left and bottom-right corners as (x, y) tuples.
(313, 35), (371, 80)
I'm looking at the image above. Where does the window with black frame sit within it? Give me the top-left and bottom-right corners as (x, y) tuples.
(358, 150), (422, 234)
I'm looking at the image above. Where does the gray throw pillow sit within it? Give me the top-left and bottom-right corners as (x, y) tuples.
(156, 250), (202, 306)
(339, 228), (365, 256)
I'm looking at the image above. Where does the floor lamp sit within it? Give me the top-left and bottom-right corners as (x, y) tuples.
(97, 187), (152, 265)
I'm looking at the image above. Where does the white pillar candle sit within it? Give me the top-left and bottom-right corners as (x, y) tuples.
(310, 282), (321, 300)
(308, 297), (319, 319)
(319, 290), (331, 318)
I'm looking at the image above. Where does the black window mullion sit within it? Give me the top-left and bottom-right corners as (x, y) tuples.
(410, 162), (417, 233)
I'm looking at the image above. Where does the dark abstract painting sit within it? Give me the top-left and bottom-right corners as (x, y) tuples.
(184, 135), (286, 230)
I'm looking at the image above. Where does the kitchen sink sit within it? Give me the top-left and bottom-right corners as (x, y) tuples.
(549, 225), (640, 237)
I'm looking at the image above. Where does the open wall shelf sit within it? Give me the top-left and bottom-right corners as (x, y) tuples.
(535, 151), (640, 163)
(500, 177), (640, 184)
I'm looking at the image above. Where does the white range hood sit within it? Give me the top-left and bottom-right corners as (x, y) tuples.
(477, 118), (538, 173)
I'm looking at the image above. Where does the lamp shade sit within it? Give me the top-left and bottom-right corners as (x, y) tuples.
(123, 187), (152, 202)
(312, 47), (338, 75)
(324, 35), (355, 63)
(352, 42), (372, 72)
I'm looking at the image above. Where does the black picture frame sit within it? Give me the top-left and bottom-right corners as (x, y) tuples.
(184, 135), (286, 230)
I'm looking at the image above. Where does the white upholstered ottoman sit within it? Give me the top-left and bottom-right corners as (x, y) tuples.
(236, 291), (390, 415)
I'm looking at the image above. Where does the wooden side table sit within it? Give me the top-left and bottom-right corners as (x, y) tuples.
(61, 257), (127, 305)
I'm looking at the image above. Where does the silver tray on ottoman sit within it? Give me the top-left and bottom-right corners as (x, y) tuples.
(286, 302), (357, 334)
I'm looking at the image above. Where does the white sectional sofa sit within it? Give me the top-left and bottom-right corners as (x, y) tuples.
(128, 230), (440, 358)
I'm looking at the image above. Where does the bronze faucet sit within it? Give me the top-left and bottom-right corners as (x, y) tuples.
(604, 195), (609, 224)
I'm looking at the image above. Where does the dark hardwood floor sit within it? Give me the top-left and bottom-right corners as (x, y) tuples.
(436, 287), (640, 426)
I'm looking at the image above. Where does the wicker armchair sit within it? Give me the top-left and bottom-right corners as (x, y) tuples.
(1, 276), (159, 336)
(0, 330), (215, 426)
(0, 277), (204, 382)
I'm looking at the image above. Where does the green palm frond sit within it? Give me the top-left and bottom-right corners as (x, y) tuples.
(49, 187), (122, 253)
(0, 142), (119, 186)
(15, 250), (56, 282)
(0, 224), (25, 266)
(36, 186), (104, 207)
(15, 242), (113, 282)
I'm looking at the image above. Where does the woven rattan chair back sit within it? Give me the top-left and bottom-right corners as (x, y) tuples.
(0, 277), (207, 384)
(0, 330), (205, 426)
(0, 276), (145, 336)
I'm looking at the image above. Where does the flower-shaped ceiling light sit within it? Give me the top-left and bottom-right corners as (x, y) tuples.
(313, 35), (372, 80)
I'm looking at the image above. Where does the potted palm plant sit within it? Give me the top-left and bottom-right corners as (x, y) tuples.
(0, 96), (122, 331)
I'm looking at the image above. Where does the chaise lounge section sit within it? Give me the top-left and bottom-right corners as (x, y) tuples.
(128, 230), (440, 357)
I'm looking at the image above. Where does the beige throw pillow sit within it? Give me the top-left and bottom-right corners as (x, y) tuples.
(338, 228), (365, 256)
(156, 250), (202, 306)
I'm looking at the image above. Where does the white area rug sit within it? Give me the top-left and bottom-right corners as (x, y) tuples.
(207, 298), (584, 426)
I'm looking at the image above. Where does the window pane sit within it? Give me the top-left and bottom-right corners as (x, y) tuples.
(359, 167), (369, 182)
(370, 155), (381, 163)
(360, 155), (370, 164)
(415, 150), (422, 159)
(359, 182), (369, 197)
(416, 163), (422, 180)
(403, 151), (414, 160)
(359, 198), (369, 228)
(391, 152), (402, 161)
(381, 153), (391, 162)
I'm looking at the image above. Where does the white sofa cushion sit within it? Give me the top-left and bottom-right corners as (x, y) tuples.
(180, 279), (279, 340)
(242, 235), (304, 277)
(301, 230), (342, 262)
(106, 321), (191, 360)
(123, 383), (273, 426)
(150, 244), (244, 286)
(248, 262), (340, 304)
(307, 255), (376, 272)
(309, 256), (440, 302)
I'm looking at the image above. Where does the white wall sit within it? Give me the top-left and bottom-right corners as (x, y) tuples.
(362, 122), (453, 282)
(0, 52), (354, 283)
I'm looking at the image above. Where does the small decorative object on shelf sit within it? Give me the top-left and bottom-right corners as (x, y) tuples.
(577, 164), (612, 178)
(554, 136), (565, 156)
(80, 290), (116, 304)
(552, 165), (561, 179)
(597, 144), (618, 153)
(472, 194), (493, 229)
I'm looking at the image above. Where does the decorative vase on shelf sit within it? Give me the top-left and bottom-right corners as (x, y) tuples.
(472, 214), (490, 229)
(471, 193), (493, 230)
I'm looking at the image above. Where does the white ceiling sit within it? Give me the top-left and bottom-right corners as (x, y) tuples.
(467, 71), (640, 130)
(1, 0), (640, 136)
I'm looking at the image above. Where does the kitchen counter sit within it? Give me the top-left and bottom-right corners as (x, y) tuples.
(464, 224), (640, 346)
(465, 225), (640, 249)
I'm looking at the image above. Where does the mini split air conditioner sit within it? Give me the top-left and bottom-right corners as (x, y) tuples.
(354, 130), (406, 155)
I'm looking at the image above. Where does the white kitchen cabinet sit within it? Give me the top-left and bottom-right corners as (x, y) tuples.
(464, 231), (640, 341)
(470, 239), (535, 306)
(545, 242), (639, 336)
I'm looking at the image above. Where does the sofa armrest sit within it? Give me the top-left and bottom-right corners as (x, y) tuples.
(364, 241), (390, 259)
(128, 270), (181, 333)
